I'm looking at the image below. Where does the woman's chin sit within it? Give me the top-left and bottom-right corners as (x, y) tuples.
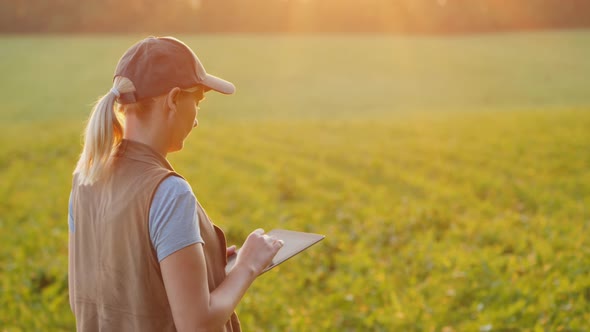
(167, 141), (184, 153)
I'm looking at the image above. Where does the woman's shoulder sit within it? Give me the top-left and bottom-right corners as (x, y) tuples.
(157, 175), (194, 197)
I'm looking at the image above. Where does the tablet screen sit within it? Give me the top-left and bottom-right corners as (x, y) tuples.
(225, 229), (325, 275)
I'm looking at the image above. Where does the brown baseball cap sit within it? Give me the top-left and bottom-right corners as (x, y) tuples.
(113, 36), (235, 104)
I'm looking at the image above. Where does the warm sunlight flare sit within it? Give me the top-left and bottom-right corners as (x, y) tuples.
(2, 0), (587, 33)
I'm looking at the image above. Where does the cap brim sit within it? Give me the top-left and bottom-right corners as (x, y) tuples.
(202, 74), (235, 95)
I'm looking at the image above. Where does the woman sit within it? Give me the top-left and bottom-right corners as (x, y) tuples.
(68, 36), (283, 332)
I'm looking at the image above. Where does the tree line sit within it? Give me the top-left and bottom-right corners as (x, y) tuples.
(1, 0), (589, 34)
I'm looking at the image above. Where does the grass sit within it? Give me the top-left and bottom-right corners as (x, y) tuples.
(0, 30), (589, 331)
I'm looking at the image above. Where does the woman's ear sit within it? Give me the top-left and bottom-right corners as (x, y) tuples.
(165, 87), (183, 114)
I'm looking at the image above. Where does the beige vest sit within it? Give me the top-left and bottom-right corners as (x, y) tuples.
(69, 139), (241, 332)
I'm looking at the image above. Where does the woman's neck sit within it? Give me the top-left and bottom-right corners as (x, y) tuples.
(123, 115), (169, 158)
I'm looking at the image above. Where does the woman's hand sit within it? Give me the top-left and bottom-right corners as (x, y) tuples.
(226, 245), (237, 258)
(161, 229), (283, 331)
(234, 229), (283, 275)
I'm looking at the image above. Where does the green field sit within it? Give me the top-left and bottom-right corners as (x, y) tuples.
(0, 31), (589, 331)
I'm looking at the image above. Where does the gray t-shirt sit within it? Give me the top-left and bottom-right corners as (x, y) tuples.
(68, 176), (204, 262)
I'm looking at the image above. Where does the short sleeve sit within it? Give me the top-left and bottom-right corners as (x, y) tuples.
(68, 191), (75, 233)
(149, 176), (204, 262)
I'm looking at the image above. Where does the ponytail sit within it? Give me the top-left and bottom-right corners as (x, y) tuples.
(74, 76), (135, 185)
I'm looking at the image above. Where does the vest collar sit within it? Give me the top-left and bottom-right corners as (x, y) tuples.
(116, 139), (175, 171)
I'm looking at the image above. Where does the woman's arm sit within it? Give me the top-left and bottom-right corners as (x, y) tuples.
(160, 229), (282, 332)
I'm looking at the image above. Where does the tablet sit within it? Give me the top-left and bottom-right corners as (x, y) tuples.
(225, 229), (325, 275)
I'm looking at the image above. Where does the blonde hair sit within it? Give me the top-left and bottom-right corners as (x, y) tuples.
(74, 76), (135, 185)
